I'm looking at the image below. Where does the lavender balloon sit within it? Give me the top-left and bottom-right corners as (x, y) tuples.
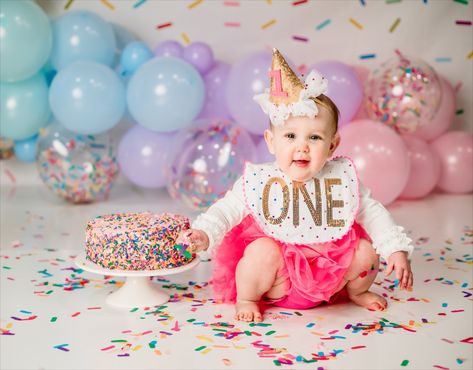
(226, 50), (272, 135)
(154, 40), (183, 58)
(183, 41), (215, 75)
(254, 136), (274, 164)
(165, 119), (256, 211)
(118, 125), (176, 188)
(309, 60), (363, 128)
(198, 61), (232, 120)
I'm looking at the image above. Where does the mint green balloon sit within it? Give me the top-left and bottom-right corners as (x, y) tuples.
(0, 0), (52, 82)
(0, 73), (51, 140)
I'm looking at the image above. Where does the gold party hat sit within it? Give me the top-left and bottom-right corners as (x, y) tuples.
(269, 48), (305, 106)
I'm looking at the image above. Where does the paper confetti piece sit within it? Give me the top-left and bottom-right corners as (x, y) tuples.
(64, 0), (74, 10)
(435, 57), (452, 63)
(454, 0), (469, 4)
(156, 22), (173, 30)
(133, 0), (147, 8)
(224, 1), (240, 6)
(224, 22), (241, 27)
(316, 19), (331, 30)
(222, 358), (232, 366)
(54, 344), (70, 352)
(460, 337), (473, 344)
(292, 35), (308, 42)
(386, 0), (401, 3)
(100, 0), (115, 10)
(188, 0), (203, 9)
(181, 33), (191, 45)
(50, 317), (57, 322)
(349, 18), (363, 30)
(195, 345), (207, 351)
(401, 359), (409, 366)
(261, 19), (277, 30)
(293, 0), (308, 5)
(3, 169), (16, 184)
(389, 18), (401, 32)
(456, 20), (472, 26)
(467, 51), (473, 59)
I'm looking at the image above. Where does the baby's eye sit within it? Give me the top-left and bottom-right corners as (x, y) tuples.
(310, 135), (322, 141)
(285, 133), (296, 139)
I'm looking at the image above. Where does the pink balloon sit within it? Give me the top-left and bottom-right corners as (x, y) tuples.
(430, 131), (473, 193)
(398, 136), (440, 199)
(405, 76), (455, 142)
(351, 65), (370, 121)
(335, 120), (410, 205)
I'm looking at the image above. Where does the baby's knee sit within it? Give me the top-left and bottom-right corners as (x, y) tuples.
(355, 239), (379, 266)
(244, 238), (282, 265)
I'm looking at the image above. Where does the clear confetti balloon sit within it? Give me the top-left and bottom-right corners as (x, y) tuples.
(365, 52), (442, 134)
(165, 119), (256, 211)
(36, 124), (118, 204)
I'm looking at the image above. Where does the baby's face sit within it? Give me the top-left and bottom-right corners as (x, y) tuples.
(264, 106), (340, 182)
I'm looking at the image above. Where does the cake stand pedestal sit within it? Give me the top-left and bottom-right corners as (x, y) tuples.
(74, 252), (200, 308)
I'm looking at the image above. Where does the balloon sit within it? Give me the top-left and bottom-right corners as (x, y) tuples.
(111, 23), (136, 66)
(365, 53), (442, 134)
(0, 0), (52, 82)
(154, 40), (184, 58)
(14, 135), (38, 163)
(198, 61), (232, 120)
(49, 61), (126, 135)
(335, 119), (410, 205)
(36, 124), (118, 204)
(165, 119), (256, 211)
(50, 10), (116, 70)
(254, 136), (275, 164)
(0, 73), (50, 140)
(398, 136), (440, 199)
(120, 42), (153, 74)
(226, 50), (272, 135)
(351, 65), (370, 121)
(127, 57), (204, 132)
(118, 125), (176, 188)
(404, 77), (455, 142)
(183, 41), (215, 75)
(430, 131), (473, 194)
(309, 60), (363, 128)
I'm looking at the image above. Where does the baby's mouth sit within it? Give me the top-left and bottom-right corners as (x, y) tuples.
(293, 160), (310, 167)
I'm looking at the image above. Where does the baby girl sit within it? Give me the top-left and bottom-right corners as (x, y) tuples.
(178, 49), (413, 322)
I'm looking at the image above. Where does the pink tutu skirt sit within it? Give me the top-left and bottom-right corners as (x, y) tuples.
(211, 215), (369, 309)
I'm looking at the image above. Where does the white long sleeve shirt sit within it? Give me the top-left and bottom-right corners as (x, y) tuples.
(192, 172), (413, 262)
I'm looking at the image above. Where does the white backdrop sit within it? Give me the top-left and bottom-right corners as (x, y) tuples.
(38, 0), (473, 132)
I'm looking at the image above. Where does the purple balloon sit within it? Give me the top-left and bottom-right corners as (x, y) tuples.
(254, 136), (275, 164)
(226, 50), (272, 136)
(309, 60), (363, 128)
(154, 40), (183, 58)
(183, 41), (214, 75)
(118, 125), (176, 188)
(198, 61), (232, 120)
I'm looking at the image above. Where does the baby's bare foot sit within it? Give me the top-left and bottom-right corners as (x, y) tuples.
(235, 300), (262, 322)
(349, 291), (387, 311)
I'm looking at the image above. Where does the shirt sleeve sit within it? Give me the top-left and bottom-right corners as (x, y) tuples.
(355, 182), (413, 262)
(191, 176), (248, 253)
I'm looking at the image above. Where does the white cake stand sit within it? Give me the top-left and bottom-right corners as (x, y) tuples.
(74, 252), (200, 308)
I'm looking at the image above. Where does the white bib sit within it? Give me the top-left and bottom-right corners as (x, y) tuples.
(243, 157), (359, 244)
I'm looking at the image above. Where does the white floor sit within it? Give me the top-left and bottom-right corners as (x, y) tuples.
(1, 159), (472, 370)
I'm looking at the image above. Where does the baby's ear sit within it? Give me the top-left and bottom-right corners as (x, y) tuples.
(329, 133), (341, 155)
(264, 129), (275, 155)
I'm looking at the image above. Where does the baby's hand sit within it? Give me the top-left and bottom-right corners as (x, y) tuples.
(384, 251), (413, 290)
(176, 229), (209, 253)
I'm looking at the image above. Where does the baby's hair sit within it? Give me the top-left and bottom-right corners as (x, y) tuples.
(268, 94), (340, 134)
(310, 94), (340, 134)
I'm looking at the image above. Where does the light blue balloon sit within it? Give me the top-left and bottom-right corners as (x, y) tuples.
(49, 61), (126, 135)
(50, 10), (116, 71)
(111, 23), (136, 67)
(127, 57), (205, 132)
(0, 73), (50, 140)
(14, 135), (38, 162)
(0, 0), (52, 82)
(121, 42), (153, 74)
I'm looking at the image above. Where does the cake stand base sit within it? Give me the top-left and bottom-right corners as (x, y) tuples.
(75, 252), (200, 308)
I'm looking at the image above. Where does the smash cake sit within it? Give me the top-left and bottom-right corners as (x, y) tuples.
(85, 212), (193, 270)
